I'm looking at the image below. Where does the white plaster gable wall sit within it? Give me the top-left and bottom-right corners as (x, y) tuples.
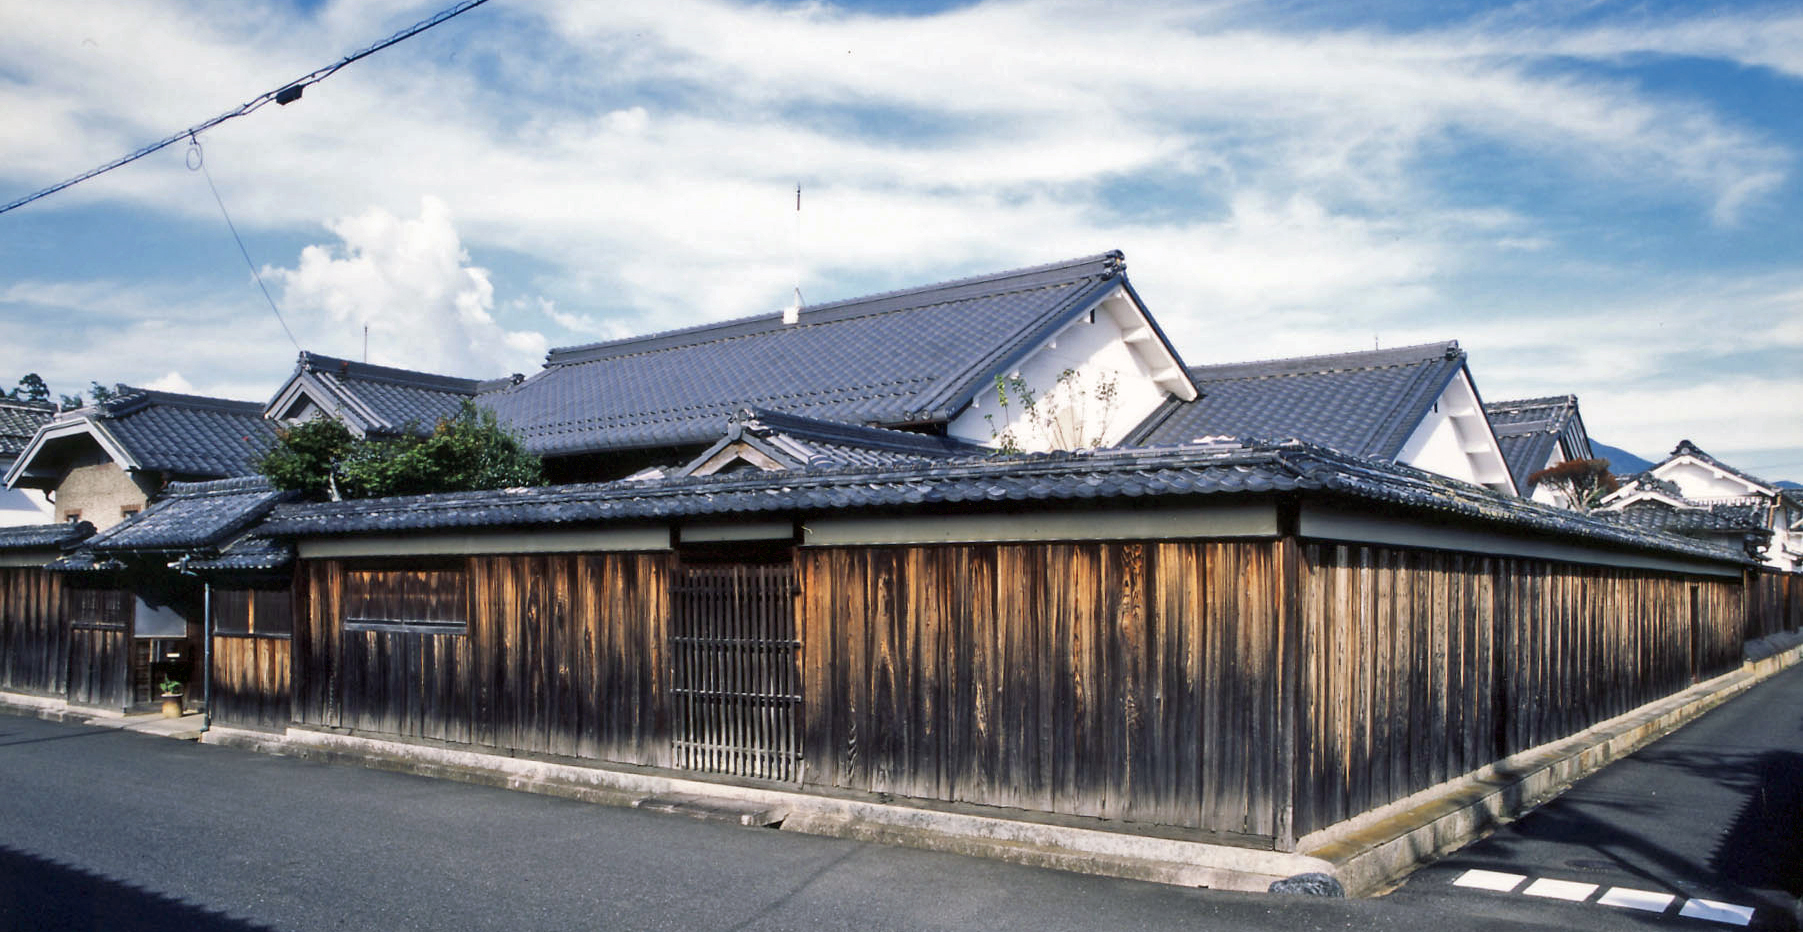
(949, 289), (1188, 453)
(1529, 441), (1571, 506)
(1395, 371), (1515, 494)
(1654, 459), (1765, 501)
(1651, 457), (1799, 570)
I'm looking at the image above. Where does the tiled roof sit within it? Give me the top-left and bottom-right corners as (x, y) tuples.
(482, 252), (1146, 457)
(283, 353), (508, 436)
(85, 476), (298, 552)
(1125, 342), (1466, 460)
(679, 408), (986, 475)
(185, 536), (293, 572)
(0, 399), (56, 460)
(1484, 395), (1592, 495)
(0, 521), (92, 552)
(10, 388), (276, 487)
(1597, 499), (1766, 535)
(257, 439), (1749, 566)
(102, 389), (277, 476)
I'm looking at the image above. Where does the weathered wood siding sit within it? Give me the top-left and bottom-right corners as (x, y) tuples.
(798, 541), (1285, 840)
(1747, 571), (1802, 641)
(293, 555), (671, 764)
(280, 531), (1756, 844)
(0, 566), (67, 697)
(1292, 544), (1744, 838)
(211, 635), (291, 730)
(65, 587), (131, 710)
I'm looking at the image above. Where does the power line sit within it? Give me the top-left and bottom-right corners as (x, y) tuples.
(188, 136), (301, 352)
(0, 0), (496, 217)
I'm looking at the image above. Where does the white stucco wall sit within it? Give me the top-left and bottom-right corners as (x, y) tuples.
(1395, 371), (1515, 493)
(949, 289), (1186, 453)
(1655, 460), (1763, 501)
(1529, 442), (1570, 506)
(0, 487), (54, 526)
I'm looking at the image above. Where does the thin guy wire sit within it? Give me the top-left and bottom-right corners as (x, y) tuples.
(191, 138), (301, 351)
(0, 0), (495, 216)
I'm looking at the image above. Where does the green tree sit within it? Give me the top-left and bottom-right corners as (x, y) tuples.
(259, 417), (360, 500)
(259, 403), (542, 501)
(10, 373), (49, 403)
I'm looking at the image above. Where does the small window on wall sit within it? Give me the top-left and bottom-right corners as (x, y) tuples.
(343, 562), (468, 634)
(120, 505), (140, 519)
(68, 587), (130, 630)
(212, 589), (293, 637)
(63, 509), (82, 524)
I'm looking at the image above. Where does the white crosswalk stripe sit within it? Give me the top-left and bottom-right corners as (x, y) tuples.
(1448, 869), (1760, 926)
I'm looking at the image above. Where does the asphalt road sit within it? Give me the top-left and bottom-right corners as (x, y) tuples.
(1389, 663), (1803, 930)
(0, 666), (1798, 931)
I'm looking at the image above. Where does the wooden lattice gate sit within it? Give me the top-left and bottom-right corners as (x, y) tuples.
(670, 564), (802, 782)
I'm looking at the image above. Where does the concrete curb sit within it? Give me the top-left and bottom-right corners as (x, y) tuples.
(200, 725), (1332, 891)
(1304, 640), (1803, 896)
(0, 693), (206, 738)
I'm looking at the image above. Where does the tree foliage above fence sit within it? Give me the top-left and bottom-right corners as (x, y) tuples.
(259, 402), (542, 500)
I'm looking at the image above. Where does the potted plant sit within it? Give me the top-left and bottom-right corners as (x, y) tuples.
(158, 676), (185, 719)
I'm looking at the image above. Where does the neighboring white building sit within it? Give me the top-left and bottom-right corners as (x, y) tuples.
(1596, 440), (1802, 572)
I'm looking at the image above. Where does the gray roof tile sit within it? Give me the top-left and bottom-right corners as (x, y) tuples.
(482, 252), (1145, 456)
(1484, 395), (1593, 495)
(85, 476), (297, 552)
(257, 439), (1749, 566)
(0, 399), (55, 460)
(24, 388), (277, 480)
(679, 408), (987, 475)
(290, 353), (500, 435)
(0, 521), (92, 552)
(1125, 342), (1466, 460)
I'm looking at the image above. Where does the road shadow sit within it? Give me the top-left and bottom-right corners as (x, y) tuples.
(0, 844), (276, 932)
(1422, 745), (1803, 929)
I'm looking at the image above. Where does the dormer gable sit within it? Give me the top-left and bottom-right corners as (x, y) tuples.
(265, 351), (502, 438)
(948, 281), (1196, 452)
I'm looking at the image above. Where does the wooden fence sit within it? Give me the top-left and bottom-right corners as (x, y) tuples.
(1290, 544), (1743, 839)
(798, 541), (1285, 840)
(0, 566), (67, 697)
(277, 536), (1762, 847)
(1747, 571), (1802, 641)
(292, 554), (670, 764)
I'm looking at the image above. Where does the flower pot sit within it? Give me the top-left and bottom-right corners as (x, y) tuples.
(160, 695), (183, 719)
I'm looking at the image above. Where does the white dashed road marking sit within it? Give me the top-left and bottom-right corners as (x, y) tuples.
(1452, 869), (1526, 892)
(1678, 899), (1755, 926)
(1448, 869), (1760, 926)
(1521, 877), (1598, 901)
(1596, 887), (1676, 913)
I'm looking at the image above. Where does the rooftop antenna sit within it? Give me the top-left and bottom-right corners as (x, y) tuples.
(363, 323), (369, 363)
(784, 184), (803, 325)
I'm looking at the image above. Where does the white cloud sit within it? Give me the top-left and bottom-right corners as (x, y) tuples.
(266, 196), (549, 376)
(142, 371), (196, 393)
(1, 0), (1799, 472)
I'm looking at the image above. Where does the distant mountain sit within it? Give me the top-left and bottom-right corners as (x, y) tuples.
(1590, 441), (1656, 475)
(1779, 480), (1802, 490)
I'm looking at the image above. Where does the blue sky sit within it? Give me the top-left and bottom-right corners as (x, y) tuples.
(1, 0), (1799, 478)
